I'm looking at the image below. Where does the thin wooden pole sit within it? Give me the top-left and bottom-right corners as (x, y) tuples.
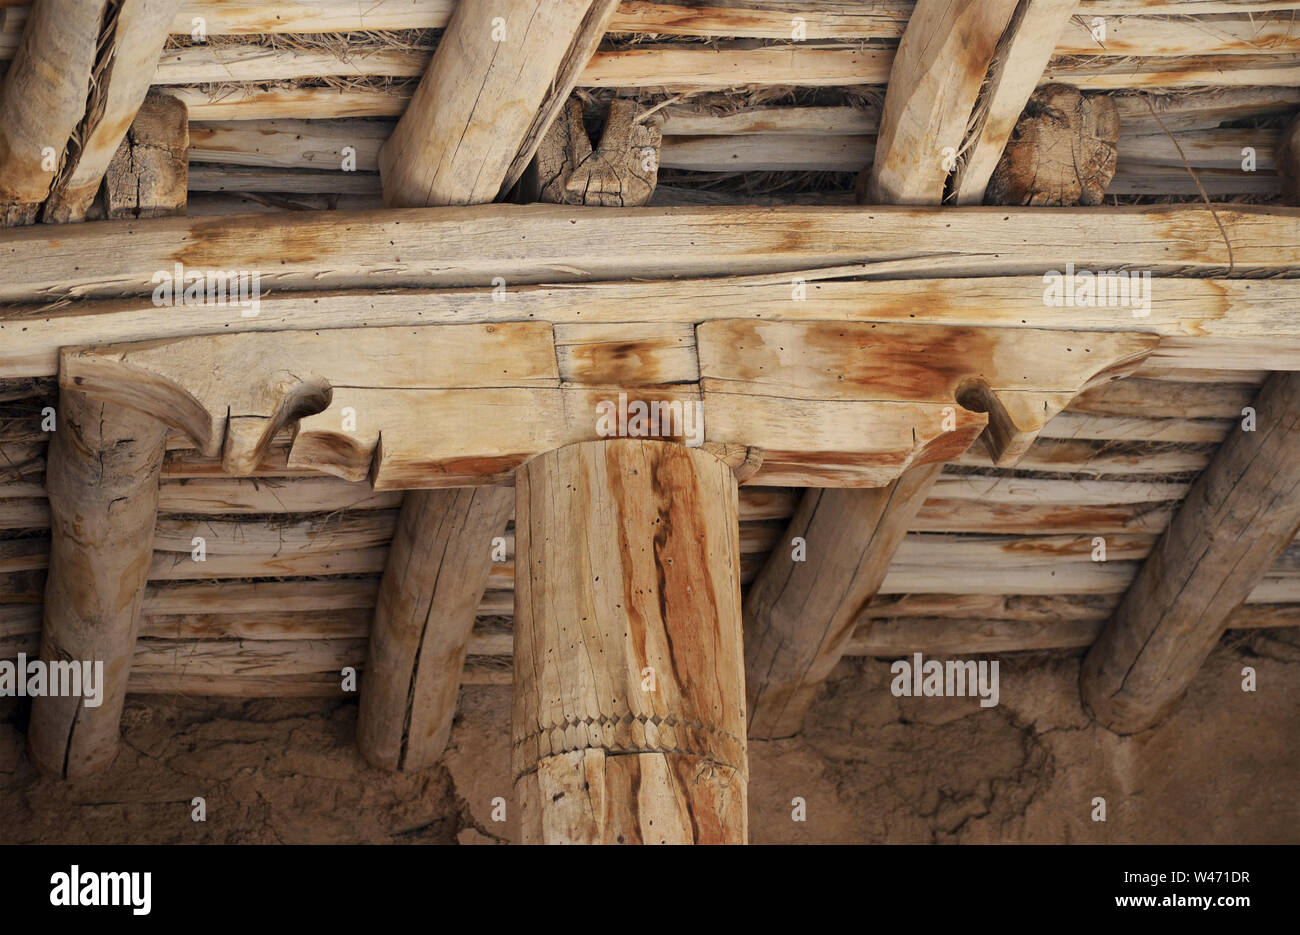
(512, 440), (747, 844)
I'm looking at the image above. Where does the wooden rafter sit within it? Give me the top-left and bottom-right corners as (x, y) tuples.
(377, 0), (617, 207)
(859, 0), (1019, 204)
(0, 0), (108, 225)
(1080, 372), (1300, 733)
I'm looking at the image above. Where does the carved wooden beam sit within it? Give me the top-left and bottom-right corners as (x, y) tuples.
(512, 440), (746, 843)
(59, 320), (1156, 489)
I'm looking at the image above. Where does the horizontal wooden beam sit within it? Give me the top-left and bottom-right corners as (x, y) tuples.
(58, 319), (1154, 488)
(1, 203), (1291, 307)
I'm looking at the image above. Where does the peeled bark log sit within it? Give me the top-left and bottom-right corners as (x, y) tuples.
(356, 486), (513, 772)
(1080, 372), (1300, 734)
(27, 388), (167, 778)
(0, 0), (110, 224)
(512, 440), (746, 844)
(744, 463), (945, 738)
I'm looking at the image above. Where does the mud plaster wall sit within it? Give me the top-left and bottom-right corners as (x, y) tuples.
(1, 630), (1296, 844)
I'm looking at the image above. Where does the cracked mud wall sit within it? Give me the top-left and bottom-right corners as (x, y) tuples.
(1, 630), (1296, 844)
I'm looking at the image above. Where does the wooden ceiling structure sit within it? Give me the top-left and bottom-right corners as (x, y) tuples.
(1, 0), (1299, 844)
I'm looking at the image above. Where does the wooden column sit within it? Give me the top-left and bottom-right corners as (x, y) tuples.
(27, 388), (167, 778)
(512, 440), (746, 844)
(744, 463), (944, 738)
(357, 486), (513, 771)
(1080, 372), (1300, 734)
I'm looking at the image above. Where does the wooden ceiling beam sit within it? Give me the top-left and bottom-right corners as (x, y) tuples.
(42, 0), (181, 223)
(377, 0), (617, 207)
(0, 203), (1290, 306)
(952, 0), (1081, 204)
(7, 272), (1300, 382)
(57, 320), (1156, 490)
(0, 0), (108, 225)
(859, 0), (1020, 204)
(1080, 371), (1300, 733)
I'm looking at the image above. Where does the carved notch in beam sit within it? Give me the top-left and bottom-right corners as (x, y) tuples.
(60, 320), (1157, 490)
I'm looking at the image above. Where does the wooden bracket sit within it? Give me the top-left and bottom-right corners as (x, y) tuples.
(61, 320), (1157, 490)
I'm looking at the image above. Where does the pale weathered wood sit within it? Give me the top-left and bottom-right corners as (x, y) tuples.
(987, 84), (1120, 205)
(357, 486), (512, 771)
(513, 440), (746, 844)
(42, 0), (180, 223)
(7, 271), (1300, 381)
(1081, 371), (1300, 733)
(378, 0), (617, 207)
(0, 0), (108, 224)
(952, 0), (1080, 204)
(860, 0), (1019, 204)
(2, 204), (1293, 306)
(697, 319), (1156, 475)
(61, 318), (1155, 489)
(27, 388), (167, 778)
(532, 97), (661, 206)
(103, 92), (189, 219)
(1279, 114), (1300, 204)
(744, 463), (944, 738)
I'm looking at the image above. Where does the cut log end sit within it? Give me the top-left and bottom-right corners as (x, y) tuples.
(532, 96), (662, 207)
(104, 92), (190, 220)
(986, 85), (1120, 206)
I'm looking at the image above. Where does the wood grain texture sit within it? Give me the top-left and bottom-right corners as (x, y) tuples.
(860, 0), (1019, 204)
(357, 485), (512, 771)
(27, 388), (167, 778)
(377, 0), (616, 207)
(0, 0), (108, 223)
(6, 274), (1300, 381)
(42, 0), (180, 222)
(103, 92), (189, 219)
(744, 463), (944, 738)
(1081, 371), (1300, 733)
(952, 0), (1080, 205)
(1, 204), (1292, 305)
(697, 319), (1156, 471)
(512, 440), (746, 844)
